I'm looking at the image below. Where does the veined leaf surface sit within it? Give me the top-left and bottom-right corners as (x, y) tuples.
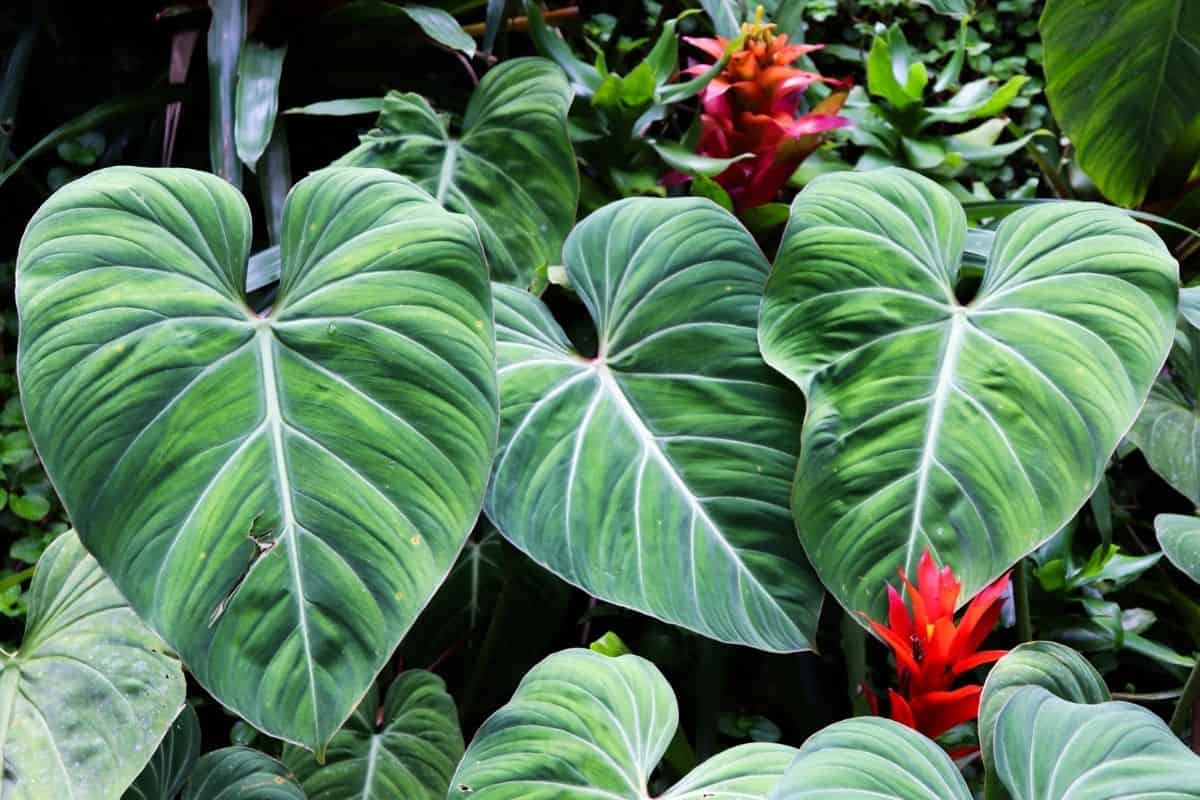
(124, 705), (202, 800)
(182, 748), (303, 800)
(768, 717), (971, 799)
(448, 648), (796, 799)
(1155, 514), (1200, 584)
(283, 671), (464, 799)
(992, 688), (1200, 798)
(760, 168), (1177, 621)
(0, 532), (186, 800)
(338, 57), (577, 288)
(16, 166), (498, 751)
(487, 197), (822, 652)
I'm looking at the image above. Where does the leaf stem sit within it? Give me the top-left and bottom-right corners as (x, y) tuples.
(841, 610), (871, 716)
(1170, 656), (1200, 751)
(1014, 559), (1033, 643)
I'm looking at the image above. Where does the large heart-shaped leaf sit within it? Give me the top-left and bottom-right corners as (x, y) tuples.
(1128, 287), (1200, 504)
(1155, 514), (1200, 584)
(124, 705), (202, 800)
(0, 531), (186, 800)
(1041, 0), (1200, 207)
(759, 168), (1177, 621)
(182, 748), (304, 800)
(768, 717), (971, 799)
(486, 196), (821, 652)
(16, 166), (498, 751)
(978, 641), (1109, 797)
(338, 57), (577, 288)
(283, 670), (464, 799)
(991, 687), (1200, 798)
(448, 648), (797, 799)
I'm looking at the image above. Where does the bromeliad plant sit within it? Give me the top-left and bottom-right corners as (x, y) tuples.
(6, 5), (1200, 797)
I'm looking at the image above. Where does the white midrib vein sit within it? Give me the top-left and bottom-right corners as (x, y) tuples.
(360, 734), (382, 800)
(594, 366), (792, 631)
(255, 325), (321, 744)
(436, 141), (460, 204)
(904, 311), (966, 576)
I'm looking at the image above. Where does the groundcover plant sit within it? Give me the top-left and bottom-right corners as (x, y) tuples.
(3, 1), (1200, 798)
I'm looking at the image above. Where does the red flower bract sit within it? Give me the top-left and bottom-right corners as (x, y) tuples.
(682, 10), (851, 210)
(864, 551), (1011, 745)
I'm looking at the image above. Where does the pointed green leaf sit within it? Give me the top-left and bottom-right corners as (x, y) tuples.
(768, 717), (971, 799)
(448, 648), (796, 799)
(283, 671), (464, 799)
(234, 42), (286, 171)
(400, 5), (476, 57)
(339, 58), (578, 288)
(284, 97), (385, 116)
(16, 166), (498, 751)
(1156, 514), (1200, 583)
(182, 748), (304, 800)
(759, 168), (1177, 622)
(700, 0), (742, 38)
(487, 197), (822, 652)
(992, 687), (1200, 798)
(978, 641), (1109, 795)
(1041, 0), (1200, 207)
(922, 76), (1028, 126)
(0, 532), (186, 800)
(124, 705), (202, 800)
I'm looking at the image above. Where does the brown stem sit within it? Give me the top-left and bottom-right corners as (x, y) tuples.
(462, 5), (580, 36)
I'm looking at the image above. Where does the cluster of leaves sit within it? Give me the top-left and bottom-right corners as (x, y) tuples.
(4, 1), (1200, 799)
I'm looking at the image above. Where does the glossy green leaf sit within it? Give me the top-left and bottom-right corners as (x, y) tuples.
(978, 641), (1109, 795)
(283, 98), (385, 116)
(124, 705), (202, 800)
(524, 0), (602, 96)
(206, 0), (246, 186)
(867, 28), (926, 109)
(16, 166), (498, 751)
(182, 748), (303, 800)
(768, 717), (971, 799)
(234, 42), (286, 171)
(400, 5), (476, 57)
(1156, 514), (1200, 583)
(759, 168), (1177, 622)
(917, 0), (969, 16)
(922, 76), (1028, 127)
(338, 58), (577, 288)
(1129, 292), (1200, 505)
(1041, 0), (1200, 207)
(700, 0), (742, 38)
(448, 648), (796, 799)
(992, 687), (1200, 798)
(487, 197), (821, 652)
(0, 531), (186, 800)
(649, 140), (753, 177)
(283, 671), (463, 799)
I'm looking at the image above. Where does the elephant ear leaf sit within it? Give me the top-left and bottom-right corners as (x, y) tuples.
(16, 166), (498, 752)
(1155, 514), (1200, 584)
(977, 641), (1110, 798)
(991, 688), (1200, 798)
(486, 196), (822, 652)
(282, 670), (464, 800)
(0, 531), (186, 800)
(759, 168), (1177, 622)
(182, 747), (304, 800)
(768, 717), (972, 799)
(448, 648), (796, 799)
(338, 57), (578, 289)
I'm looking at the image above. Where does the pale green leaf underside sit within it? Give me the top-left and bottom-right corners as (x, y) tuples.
(992, 688), (1200, 799)
(1155, 514), (1200, 584)
(448, 648), (796, 799)
(182, 748), (304, 800)
(977, 641), (1109, 783)
(0, 532), (186, 800)
(283, 670), (464, 800)
(768, 717), (971, 799)
(486, 196), (822, 652)
(759, 168), (1177, 621)
(1041, 0), (1200, 207)
(16, 166), (498, 750)
(338, 57), (578, 288)
(124, 705), (202, 800)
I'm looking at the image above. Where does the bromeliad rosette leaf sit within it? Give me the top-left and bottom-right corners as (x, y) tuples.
(759, 168), (1177, 623)
(448, 648), (797, 799)
(486, 196), (822, 652)
(338, 57), (578, 288)
(16, 166), (498, 752)
(0, 531), (186, 800)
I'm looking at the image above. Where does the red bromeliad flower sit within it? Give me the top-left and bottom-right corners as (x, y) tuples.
(681, 9), (851, 210)
(865, 551), (1011, 748)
